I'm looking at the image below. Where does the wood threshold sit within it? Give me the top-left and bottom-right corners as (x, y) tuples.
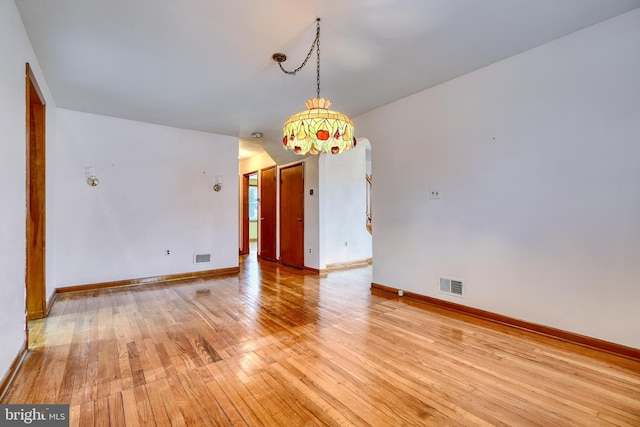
(0, 341), (28, 402)
(56, 267), (240, 294)
(324, 258), (372, 273)
(304, 259), (374, 276)
(371, 282), (640, 362)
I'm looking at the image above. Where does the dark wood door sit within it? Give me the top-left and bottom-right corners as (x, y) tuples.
(279, 163), (304, 269)
(259, 166), (277, 262)
(26, 63), (46, 321)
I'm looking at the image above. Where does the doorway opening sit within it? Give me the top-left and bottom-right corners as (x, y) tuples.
(241, 171), (258, 256)
(248, 173), (258, 254)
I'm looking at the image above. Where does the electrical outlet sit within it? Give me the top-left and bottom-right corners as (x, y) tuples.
(344, 241), (348, 246)
(165, 249), (171, 256)
(309, 248), (312, 254)
(430, 188), (441, 199)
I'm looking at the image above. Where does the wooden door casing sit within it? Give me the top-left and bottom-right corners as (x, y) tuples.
(26, 63), (46, 321)
(241, 173), (251, 255)
(279, 163), (304, 269)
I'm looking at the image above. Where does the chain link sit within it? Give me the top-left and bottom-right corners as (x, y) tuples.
(316, 20), (320, 99)
(277, 18), (322, 98)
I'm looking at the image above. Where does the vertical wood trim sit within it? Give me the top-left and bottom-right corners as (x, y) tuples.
(25, 64), (47, 322)
(240, 173), (251, 255)
(26, 64), (45, 105)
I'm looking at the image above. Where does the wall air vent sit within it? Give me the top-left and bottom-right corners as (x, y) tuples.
(439, 276), (464, 297)
(194, 253), (211, 264)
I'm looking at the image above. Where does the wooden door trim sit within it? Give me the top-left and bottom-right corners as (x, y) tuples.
(25, 63), (47, 324)
(240, 173), (250, 255)
(240, 171), (258, 256)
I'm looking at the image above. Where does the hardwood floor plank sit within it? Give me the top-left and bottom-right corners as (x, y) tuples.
(138, 338), (166, 385)
(205, 362), (265, 426)
(132, 382), (155, 426)
(271, 360), (360, 426)
(3, 256), (639, 426)
(259, 370), (328, 426)
(215, 359), (281, 425)
(94, 396), (110, 427)
(146, 378), (186, 427)
(79, 399), (95, 427)
(203, 375), (249, 427)
(121, 388), (142, 427)
(179, 368), (231, 425)
(97, 329), (118, 399)
(107, 392), (126, 427)
(69, 404), (81, 427)
(297, 357), (386, 426)
(116, 339), (134, 392)
(126, 342), (146, 387)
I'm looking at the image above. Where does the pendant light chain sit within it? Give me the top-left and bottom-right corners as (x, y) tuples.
(316, 19), (321, 99)
(276, 18), (322, 99)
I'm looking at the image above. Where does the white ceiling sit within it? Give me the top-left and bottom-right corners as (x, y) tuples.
(16, 0), (640, 164)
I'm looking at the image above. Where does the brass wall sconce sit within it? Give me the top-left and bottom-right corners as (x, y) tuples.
(213, 175), (223, 192)
(84, 166), (99, 187)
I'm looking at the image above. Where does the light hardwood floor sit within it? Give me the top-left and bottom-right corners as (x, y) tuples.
(3, 254), (640, 426)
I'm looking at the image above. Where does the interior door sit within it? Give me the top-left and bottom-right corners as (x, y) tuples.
(279, 163), (304, 269)
(259, 166), (277, 262)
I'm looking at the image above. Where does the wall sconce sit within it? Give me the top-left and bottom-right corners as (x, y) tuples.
(84, 166), (99, 187)
(213, 175), (223, 192)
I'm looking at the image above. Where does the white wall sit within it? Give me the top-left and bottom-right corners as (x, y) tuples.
(239, 151), (275, 175)
(0, 0), (57, 382)
(54, 109), (238, 287)
(357, 9), (640, 348)
(319, 143), (373, 267)
(303, 157), (320, 269)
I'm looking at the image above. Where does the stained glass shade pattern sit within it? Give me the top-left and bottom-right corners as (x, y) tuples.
(282, 98), (356, 155)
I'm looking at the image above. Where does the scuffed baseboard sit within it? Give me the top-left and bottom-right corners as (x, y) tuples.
(0, 341), (28, 402)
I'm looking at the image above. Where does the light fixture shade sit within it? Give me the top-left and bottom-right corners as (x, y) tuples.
(283, 98), (356, 155)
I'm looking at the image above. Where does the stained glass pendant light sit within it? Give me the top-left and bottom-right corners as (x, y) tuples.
(273, 18), (356, 155)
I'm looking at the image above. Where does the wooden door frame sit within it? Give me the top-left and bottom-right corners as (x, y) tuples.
(241, 173), (250, 255)
(241, 171), (258, 255)
(25, 63), (47, 325)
